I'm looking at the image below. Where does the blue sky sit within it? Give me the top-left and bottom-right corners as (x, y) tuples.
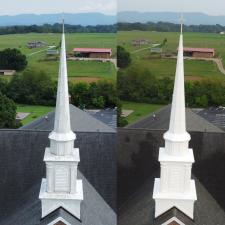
(118, 0), (225, 16)
(0, 0), (116, 15)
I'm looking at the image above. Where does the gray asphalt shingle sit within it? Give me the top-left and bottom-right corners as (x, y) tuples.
(0, 129), (116, 225)
(118, 174), (225, 225)
(20, 104), (115, 133)
(127, 105), (224, 133)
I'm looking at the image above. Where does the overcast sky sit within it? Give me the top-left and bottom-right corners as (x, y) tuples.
(118, 0), (225, 16)
(0, 0), (116, 15)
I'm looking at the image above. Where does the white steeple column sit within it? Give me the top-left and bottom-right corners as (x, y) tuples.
(153, 18), (197, 219)
(39, 20), (83, 219)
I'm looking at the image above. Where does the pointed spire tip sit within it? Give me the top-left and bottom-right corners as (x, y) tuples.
(180, 13), (184, 34)
(62, 13), (65, 34)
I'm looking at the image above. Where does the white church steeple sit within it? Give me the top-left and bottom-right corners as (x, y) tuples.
(49, 19), (75, 155)
(163, 14), (191, 156)
(39, 20), (83, 219)
(153, 17), (197, 219)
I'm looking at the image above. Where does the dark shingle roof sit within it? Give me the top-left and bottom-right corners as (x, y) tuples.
(0, 172), (116, 225)
(127, 105), (224, 133)
(117, 128), (225, 224)
(196, 107), (225, 131)
(154, 207), (195, 225)
(85, 108), (117, 129)
(0, 129), (116, 225)
(20, 104), (115, 133)
(118, 174), (225, 225)
(40, 207), (82, 225)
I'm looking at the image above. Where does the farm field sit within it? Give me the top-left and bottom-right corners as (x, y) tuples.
(0, 33), (116, 81)
(118, 31), (225, 81)
(122, 101), (164, 125)
(17, 104), (54, 125)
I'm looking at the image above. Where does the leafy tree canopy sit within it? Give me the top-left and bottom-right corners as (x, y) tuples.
(7, 69), (56, 105)
(0, 92), (19, 128)
(117, 45), (132, 69)
(0, 48), (27, 71)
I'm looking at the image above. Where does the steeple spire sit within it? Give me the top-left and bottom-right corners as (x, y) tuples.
(39, 20), (83, 220)
(62, 17), (65, 34)
(180, 14), (183, 34)
(153, 17), (197, 220)
(163, 14), (190, 156)
(48, 18), (75, 154)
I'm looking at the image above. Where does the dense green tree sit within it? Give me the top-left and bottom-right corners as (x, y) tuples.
(117, 46), (132, 68)
(70, 80), (117, 109)
(7, 69), (56, 105)
(92, 96), (105, 108)
(118, 64), (225, 108)
(93, 80), (117, 107)
(118, 66), (158, 102)
(0, 92), (20, 128)
(70, 82), (90, 108)
(0, 48), (27, 71)
(0, 78), (8, 95)
(195, 95), (208, 107)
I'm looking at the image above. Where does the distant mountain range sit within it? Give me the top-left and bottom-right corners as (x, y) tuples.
(0, 13), (116, 26)
(118, 11), (225, 26)
(2, 12), (225, 27)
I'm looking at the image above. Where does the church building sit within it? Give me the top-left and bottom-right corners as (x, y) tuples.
(0, 21), (116, 225)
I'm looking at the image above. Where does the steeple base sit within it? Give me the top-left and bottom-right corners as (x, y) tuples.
(39, 179), (83, 219)
(153, 178), (197, 219)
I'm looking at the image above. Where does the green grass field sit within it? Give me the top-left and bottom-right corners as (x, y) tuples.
(122, 101), (164, 125)
(118, 31), (225, 81)
(0, 33), (116, 81)
(17, 104), (54, 125)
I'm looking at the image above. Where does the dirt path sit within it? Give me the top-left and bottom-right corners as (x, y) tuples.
(131, 46), (151, 54)
(27, 46), (54, 57)
(213, 58), (225, 74)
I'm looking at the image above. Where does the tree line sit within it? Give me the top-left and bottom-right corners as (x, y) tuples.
(2, 22), (225, 35)
(0, 69), (117, 128)
(0, 23), (116, 35)
(0, 69), (117, 108)
(118, 65), (225, 108)
(118, 22), (225, 33)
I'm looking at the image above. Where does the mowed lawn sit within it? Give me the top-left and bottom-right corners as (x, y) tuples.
(118, 31), (225, 81)
(122, 101), (164, 125)
(28, 59), (116, 79)
(132, 58), (223, 79)
(0, 33), (116, 81)
(17, 104), (54, 125)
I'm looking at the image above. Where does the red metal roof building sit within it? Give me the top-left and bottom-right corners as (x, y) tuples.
(183, 47), (215, 58)
(73, 48), (112, 58)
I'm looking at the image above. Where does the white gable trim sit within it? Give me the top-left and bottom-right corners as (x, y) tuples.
(161, 216), (185, 225)
(48, 217), (71, 225)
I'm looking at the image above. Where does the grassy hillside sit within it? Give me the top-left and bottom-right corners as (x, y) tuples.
(0, 33), (116, 81)
(118, 31), (225, 81)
